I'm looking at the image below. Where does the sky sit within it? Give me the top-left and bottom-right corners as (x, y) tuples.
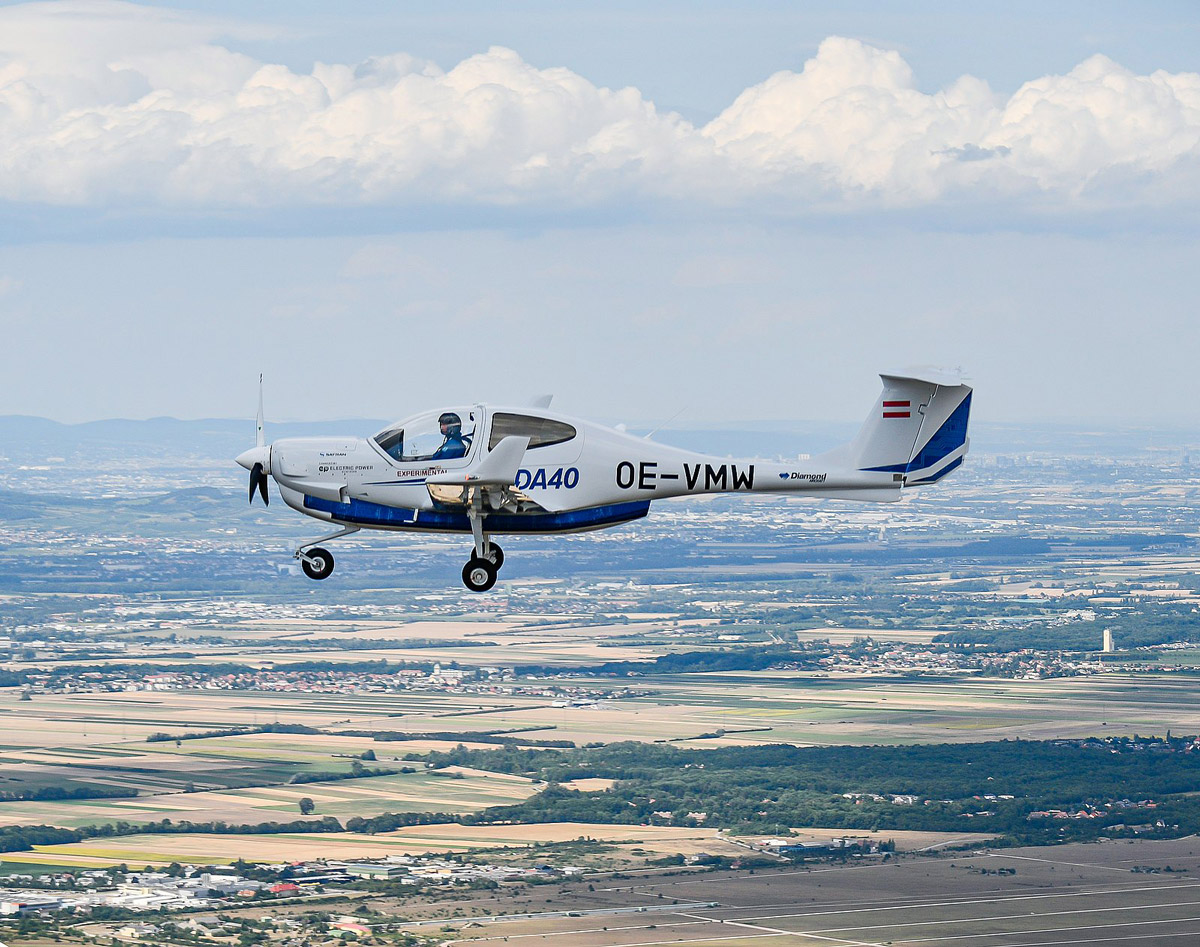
(1, 1), (1198, 426)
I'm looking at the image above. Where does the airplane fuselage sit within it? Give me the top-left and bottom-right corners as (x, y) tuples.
(269, 408), (907, 536)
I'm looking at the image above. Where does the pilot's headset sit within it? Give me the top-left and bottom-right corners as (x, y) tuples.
(439, 412), (462, 435)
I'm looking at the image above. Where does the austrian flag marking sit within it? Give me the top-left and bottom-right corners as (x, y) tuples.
(882, 400), (911, 419)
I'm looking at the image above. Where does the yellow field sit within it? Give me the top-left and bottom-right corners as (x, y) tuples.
(560, 778), (616, 792)
(0, 767), (538, 829)
(8, 822), (748, 869)
(136, 730), (505, 762)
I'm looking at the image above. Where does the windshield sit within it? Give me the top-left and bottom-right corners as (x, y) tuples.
(374, 408), (478, 463)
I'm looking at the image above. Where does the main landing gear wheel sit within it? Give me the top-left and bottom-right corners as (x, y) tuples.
(301, 547), (335, 581)
(462, 558), (498, 593)
(480, 543), (503, 569)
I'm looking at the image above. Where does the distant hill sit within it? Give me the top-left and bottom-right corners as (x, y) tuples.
(0, 414), (855, 462)
(0, 416), (388, 462)
(2, 414), (1198, 463)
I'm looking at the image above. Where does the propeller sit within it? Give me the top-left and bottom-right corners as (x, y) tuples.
(249, 461), (269, 506)
(236, 375), (270, 506)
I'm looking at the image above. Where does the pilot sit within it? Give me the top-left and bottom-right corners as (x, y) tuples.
(431, 412), (469, 460)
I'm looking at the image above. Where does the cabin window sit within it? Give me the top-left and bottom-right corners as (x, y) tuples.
(374, 409), (476, 463)
(488, 413), (577, 450)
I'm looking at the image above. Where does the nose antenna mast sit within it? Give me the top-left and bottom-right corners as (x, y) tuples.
(256, 373), (265, 448)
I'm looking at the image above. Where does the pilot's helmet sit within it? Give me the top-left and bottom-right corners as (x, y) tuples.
(438, 412), (462, 433)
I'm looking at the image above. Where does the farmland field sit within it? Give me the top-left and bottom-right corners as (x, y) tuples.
(377, 671), (1200, 747)
(12, 615), (693, 669)
(0, 765), (537, 829)
(4, 820), (754, 869)
(3, 669), (1200, 834)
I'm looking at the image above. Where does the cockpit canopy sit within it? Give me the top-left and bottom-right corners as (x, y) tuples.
(373, 408), (579, 465)
(374, 407), (478, 463)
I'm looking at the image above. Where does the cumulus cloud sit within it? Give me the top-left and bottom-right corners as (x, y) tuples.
(1, 2), (1199, 211)
(706, 36), (1200, 204)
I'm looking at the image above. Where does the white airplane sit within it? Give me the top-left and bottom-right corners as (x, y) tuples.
(236, 371), (972, 592)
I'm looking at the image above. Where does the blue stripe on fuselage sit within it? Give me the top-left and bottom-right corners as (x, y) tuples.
(302, 496), (651, 533)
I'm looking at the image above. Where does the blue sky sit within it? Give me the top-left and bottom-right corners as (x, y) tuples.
(1, 1), (1198, 425)
(150, 1), (1200, 120)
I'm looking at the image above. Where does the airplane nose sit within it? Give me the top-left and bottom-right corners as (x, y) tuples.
(236, 446), (270, 473)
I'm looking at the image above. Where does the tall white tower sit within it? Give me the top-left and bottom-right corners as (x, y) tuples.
(1102, 629), (1114, 653)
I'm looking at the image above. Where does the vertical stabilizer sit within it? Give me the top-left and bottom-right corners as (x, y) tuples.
(834, 370), (972, 485)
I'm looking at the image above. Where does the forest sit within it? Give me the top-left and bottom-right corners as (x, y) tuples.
(351, 736), (1200, 844)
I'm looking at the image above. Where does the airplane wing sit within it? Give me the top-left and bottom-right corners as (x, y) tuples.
(467, 435), (530, 484)
(425, 436), (530, 506)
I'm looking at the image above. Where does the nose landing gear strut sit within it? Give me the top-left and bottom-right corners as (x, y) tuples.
(295, 525), (360, 581)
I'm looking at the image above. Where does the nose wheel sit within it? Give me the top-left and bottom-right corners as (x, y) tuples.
(300, 547), (335, 580)
(294, 525), (359, 581)
(462, 542), (503, 592)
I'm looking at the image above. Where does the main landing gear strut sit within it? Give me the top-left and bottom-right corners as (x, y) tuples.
(295, 525), (360, 581)
(461, 489), (504, 592)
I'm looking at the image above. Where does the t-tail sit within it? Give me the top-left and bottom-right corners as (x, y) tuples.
(824, 369), (973, 488)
